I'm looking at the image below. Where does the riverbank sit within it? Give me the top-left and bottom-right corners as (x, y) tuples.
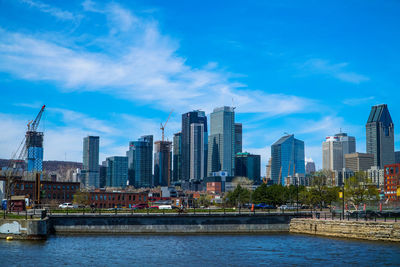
(290, 218), (400, 242)
(0, 218), (48, 240)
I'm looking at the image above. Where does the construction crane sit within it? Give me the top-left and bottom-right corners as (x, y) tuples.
(4, 105), (46, 211)
(160, 110), (173, 142)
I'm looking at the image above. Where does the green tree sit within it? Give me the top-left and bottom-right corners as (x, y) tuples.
(73, 191), (90, 206)
(224, 185), (251, 207)
(344, 171), (379, 208)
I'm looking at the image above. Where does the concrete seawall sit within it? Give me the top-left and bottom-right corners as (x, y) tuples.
(49, 214), (296, 234)
(0, 218), (48, 240)
(290, 218), (400, 242)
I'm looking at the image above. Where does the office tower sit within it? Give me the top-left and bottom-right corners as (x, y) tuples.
(83, 136), (100, 188)
(335, 133), (356, 167)
(181, 110), (208, 181)
(322, 136), (343, 171)
(190, 123), (204, 180)
(395, 151), (400, 164)
(344, 153), (374, 172)
(234, 123), (242, 155)
(106, 156), (128, 188)
(234, 152), (261, 182)
(207, 106), (235, 176)
(305, 161), (316, 174)
(126, 135), (153, 188)
(366, 104), (395, 168)
(154, 141), (172, 187)
(271, 134), (305, 185)
(26, 132), (44, 173)
(172, 132), (182, 182)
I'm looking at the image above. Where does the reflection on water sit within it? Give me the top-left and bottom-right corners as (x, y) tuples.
(1, 234), (400, 266)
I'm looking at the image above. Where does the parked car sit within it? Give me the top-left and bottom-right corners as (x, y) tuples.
(59, 203), (75, 209)
(132, 204), (148, 210)
(158, 205), (172, 210)
(255, 203), (276, 209)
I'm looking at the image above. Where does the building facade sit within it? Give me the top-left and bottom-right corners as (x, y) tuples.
(127, 135), (153, 188)
(190, 123), (204, 180)
(271, 134), (305, 186)
(172, 132), (182, 183)
(106, 156), (128, 188)
(344, 153), (374, 172)
(367, 166), (385, 188)
(207, 106), (235, 176)
(234, 123), (242, 155)
(384, 163), (400, 201)
(322, 133), (356, 172)
(82, 136), (100, 188)
(234, 152), (261, 182)
(366, 104), (395, 168)
(181, 111), (208, 181)
(396, 151), (400, 164)
(305, 161), (316, 174)
(88, 190), (148, 209)
(154, 141), (172, 187)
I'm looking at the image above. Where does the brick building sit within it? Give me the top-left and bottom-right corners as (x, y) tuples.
(384, 163), (400, 201)
(13, 180), (80, 205)
(88, 190), (148, 209)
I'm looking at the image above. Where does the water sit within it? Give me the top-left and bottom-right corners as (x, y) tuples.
(1, 234), (400, 266)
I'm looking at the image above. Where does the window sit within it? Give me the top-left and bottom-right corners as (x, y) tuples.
(63, 186), (65, 190)
(95, 195), (98, 201)
(57, 186), (61, 190)
(122, 195), (124, 201)
(67, 186), (69, 190)
(48, 194), (51, 199)
(118, 195), (120, 200)
(53, 194), (56, 199)
(129, 195), (131, 201)
(71, 186), (74, 190)
(21, 184), (24, 190)
(67, 194), (69, 199)
(16, 184), (19, 189)
(100, 195), (103, 200)
(53, 185), (56, 190)
(109, 196), (111, 200)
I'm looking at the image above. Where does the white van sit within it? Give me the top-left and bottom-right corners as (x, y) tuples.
(158, 205), (172, 210)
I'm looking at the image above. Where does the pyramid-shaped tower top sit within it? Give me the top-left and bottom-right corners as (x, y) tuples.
(367, 104), (393, 127)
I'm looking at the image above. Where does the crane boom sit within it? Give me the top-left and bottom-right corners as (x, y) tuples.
(160, 110), (173, 141)
(28, 105), (46, 131)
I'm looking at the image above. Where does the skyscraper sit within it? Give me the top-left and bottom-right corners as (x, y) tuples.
(190, 123), (204, 180)
(234, 123), (242, 155)
(322, 136), (343, 171)
(172, 132), (182, 183)
(271, 134), (305, 186)
(336, 133), (356, 167)
(82, 136), (100, 188)
(126, 135), (153, 188)
(305, 161), (316, 174)
(181, 110), (208, 181)
(207, 106), (235, 176)
(235, 152), (261, 182)
(154, 141), (172, 187)
(106, 156), (128, 188)
(366, 104), (395, 168)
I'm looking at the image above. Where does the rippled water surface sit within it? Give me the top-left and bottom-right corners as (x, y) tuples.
(1, 234), (400, 266)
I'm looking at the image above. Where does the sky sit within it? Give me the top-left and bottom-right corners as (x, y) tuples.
(0, 0), (399, 174)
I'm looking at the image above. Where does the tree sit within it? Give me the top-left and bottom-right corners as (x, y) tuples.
(252, 184), (287, 206)
(73, 191), (90, 206)
(344, 171), (379, 209)
(224, 185), (251, 207)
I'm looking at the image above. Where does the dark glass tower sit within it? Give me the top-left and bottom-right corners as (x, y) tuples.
(127, 135), (153, 188)
(366, 104), (395, 168)
(181, 111), (207, 181)
(172, 132), (182, 182)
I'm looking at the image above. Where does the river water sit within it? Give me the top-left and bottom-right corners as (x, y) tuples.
(1, 234), (400, 266)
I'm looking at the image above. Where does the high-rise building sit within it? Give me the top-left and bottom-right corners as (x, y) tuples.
(322, 136), (343, 171)
(335, 133), (356, 167)
(82, 136), (100, 188)
(234, 123), (242, 155)
(26, 132), (44, 173)
(344, 153), (374, 172)
(154, 141), (172, 187)
(181, 111), (208, 181)
(207, 106), (235, 176)
(366, 104), (395, 168)
(126, 135), (153, 188)
(234, 152), (261, 182)
(322, 133), (356, 171)
(99, 161), (107, 188)
(106, 156), (128, 188)
(305, 161), (316, 174)
(271, 134), (305, 186)
(172, 132), (182, 183)
(190, 123), (204, 180)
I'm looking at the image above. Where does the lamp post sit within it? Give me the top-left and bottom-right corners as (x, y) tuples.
(296, 176), (299, 214)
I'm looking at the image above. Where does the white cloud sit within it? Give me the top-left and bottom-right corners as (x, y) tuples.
(300, 58), (369, 84)
(20, 0), (77, 21)
(342, 96), (375, 106)
(0, 2), (315, 117)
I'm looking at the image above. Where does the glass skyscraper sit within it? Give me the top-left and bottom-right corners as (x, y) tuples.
(235, 152), (261, 182)
(190, 123), (204, 180)
(127, 135), (153, 188)
(366, 104), (395, 168)
(106, 156), (128, 188)
(234, 123), (242, 155)
(172, 132), (182, 183)
(83, 136), (100, 188)
(154, 141), (172, 187)
(207, 106), (235, 176)
(181, 110), (208, 181)
(271, 134), (305, 186)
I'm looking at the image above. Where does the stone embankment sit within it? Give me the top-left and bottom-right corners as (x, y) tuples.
(0, 218), (48, 240)
(290, 218), (400, 242)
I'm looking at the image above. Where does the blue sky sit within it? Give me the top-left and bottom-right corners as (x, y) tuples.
(0, 0), (399, 173)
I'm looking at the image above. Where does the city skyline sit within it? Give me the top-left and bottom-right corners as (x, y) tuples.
(1, 0), (400, 173)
